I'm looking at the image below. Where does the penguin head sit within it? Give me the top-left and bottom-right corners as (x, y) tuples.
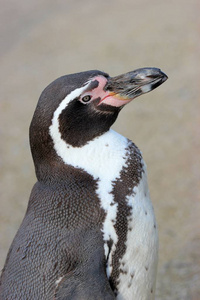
(30, 69), (167, 176)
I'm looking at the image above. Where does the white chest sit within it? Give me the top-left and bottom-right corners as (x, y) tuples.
(116, 171), (159, 300)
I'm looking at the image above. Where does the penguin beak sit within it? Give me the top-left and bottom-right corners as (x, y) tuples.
(101, 68), (168, 107)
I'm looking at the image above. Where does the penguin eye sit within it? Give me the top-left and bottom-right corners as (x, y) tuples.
(81, 95), (92, 103)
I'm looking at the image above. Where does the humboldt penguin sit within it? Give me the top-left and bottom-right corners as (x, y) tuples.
(0, 68), (167, 300)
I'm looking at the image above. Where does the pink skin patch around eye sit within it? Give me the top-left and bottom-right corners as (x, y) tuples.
(82, 76), (132, 107)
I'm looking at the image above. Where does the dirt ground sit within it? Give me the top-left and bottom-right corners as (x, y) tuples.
(0, 0), (199, 299)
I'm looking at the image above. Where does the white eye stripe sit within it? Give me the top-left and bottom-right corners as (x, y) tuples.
(51, 82), (92, 122)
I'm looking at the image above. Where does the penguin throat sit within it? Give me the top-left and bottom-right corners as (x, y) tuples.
(49, 82), (120, 148)
(58, 101), (119, 147)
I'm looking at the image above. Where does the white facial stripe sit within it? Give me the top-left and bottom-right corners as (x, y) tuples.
(49, 87), (129, 278)
(51, 82), (91, 125)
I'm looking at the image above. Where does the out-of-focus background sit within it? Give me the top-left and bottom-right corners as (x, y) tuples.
(0, 0), (199, 298)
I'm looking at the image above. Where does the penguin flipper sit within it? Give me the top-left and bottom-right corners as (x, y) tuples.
(54, 229), (115, 300)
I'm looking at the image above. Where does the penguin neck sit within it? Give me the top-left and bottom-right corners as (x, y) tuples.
(35, 129), (129, 184)
(53, 129), (128, 179)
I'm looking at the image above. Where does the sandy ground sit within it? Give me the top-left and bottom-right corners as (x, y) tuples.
(0, 0), (199, 299)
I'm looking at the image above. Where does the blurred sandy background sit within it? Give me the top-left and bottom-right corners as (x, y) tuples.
(0, 0), (199, 299)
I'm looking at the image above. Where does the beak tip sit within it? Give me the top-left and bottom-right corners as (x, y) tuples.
(160, 70), (168, 81)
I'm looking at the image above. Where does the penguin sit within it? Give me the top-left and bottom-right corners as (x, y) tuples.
(0, 68), (167, 300)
